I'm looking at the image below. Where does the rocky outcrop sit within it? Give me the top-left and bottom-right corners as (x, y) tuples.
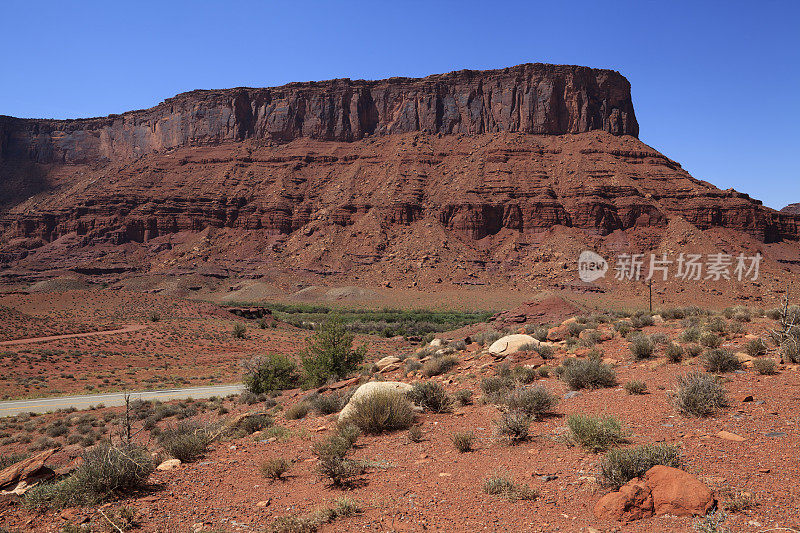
(0, 64), (637, 165)
(782, 203), (800, 215)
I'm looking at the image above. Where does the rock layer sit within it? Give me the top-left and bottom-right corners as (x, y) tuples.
(0, 64), (637, 165)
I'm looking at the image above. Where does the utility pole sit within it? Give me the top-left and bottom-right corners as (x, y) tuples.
(649, 279), (653, 314)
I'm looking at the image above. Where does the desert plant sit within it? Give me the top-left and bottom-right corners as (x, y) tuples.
(25, 444), (154, 509)
(685, 343), (703, 358)
(346, 390), (414, 434)
(421, 354), (459, 377)
(699, 332), (722, 348)
(317, 454), (365, 487)
(503, 385), (558, 419)
(704, 349), (741, 373)
(408, 425), (424, 442)
(451, 431), (475, 452)
(556, 358), (616, 390)
(624, 380), (647, 395)
(453, 389), (473, 406)
(675, 372), (728, 417)
(614, 320), (633, 337)
(744, 338), (768, 356)
(753, 357), (777, 375)
(286, 402), (311, 420)
(480, 375), (514, 402)
(261, 458), (290, 480)
(407, 382), (452, 413)
(681, 326), (702, 343)
(157, 422), (212, 462)
(232, 323), (247, 339)
(665, 343), (684, 363)
(566, 414), (626, 452)
(693, 510), (729, 533)
(600, 443), (682, 488)
(241, 353), (299, 394)
(301, 315), (366, 387)
(705, 317), (728, 333)
(495, 410), (531, 443)
(630, 313), (654, 329)
(629, 334), (655, 360)
(482, 472), (538, 501)
(511, 365), (539, 384)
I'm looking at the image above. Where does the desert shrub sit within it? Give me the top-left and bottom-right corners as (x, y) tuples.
(453, 389), (473, 406)
(728, 321), (745, 334)
(600, 444), (682, 488)
(579, 329), (603, 347)
(482, 472), (539, 501)
(157, 422), (212, 462)
(232, 323), (247, 339)
(451, 431), (475, 452)
(624, 380), (647, 395)
(567, 414), (626, 452)
(721, 489), (757, 513)
(404, 358), (422, 373)
(301, 315), (366, 387)
(699, 332), (722, 348)
(650, 332), (669, 345)
(346, 390), (414, 434)
(782, 339), (800, 363)
(537, 365), (551, 378)
(286, 402), (311, 420)
(310, 393), (346, 415)
(512, 365), (539, 384)
(744, 338), (768, 356)
(680, 327), (702, 343)
(661, 308), (687, 320)
(421, 354), (458, 377)
(705, 317), (728, 333)
(25, 444), (154, 509)
(766, 308), (782, 320)
(504, 385), (558, 419)
(261, 457), (290, 480)
(533, 343), (554, 359)
(407, 382), (452, 413)
(676, 372), (728, 417)
(408, 425), (424, 442)
(480, 375), (514, 402)
(614, 321), (633, 337)
(732, 307), (752, 322)
(630, 313), (654, 329)
(317, 454), (365, 487)
(233, 414), (272, 437)
(242, 353), (299, 394)
(704, 349), (741, 373)
(664, 343), (684, 363)
(474, 329), (503, 346)
(685, 343), (703, 358)
(495, 411), (531, 443)
(566, 322), (588, 337)
(753, 357), (777, 375)
(529, 327), (549, 342)
(556, 358), (616, 390)
(628, 334), (655, 360)
(517, 342), (539, 352)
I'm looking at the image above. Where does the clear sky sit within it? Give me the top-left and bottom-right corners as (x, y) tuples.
(2, 0), (798, 210)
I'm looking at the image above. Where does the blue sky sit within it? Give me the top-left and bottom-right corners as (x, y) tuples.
(2, 0), (798, 209)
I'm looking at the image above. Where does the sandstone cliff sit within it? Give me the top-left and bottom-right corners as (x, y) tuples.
(0, 64), (637, 164)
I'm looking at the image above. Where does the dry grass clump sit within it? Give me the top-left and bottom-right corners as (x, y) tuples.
(285, 402), (311, 420)
(629, 334), (655, 360)
(483, 472), (539, 501)
(503, 385), (558, 419)
(675, 372), (728, 417)
(600, 444), (682, 488)
(744, 338), (768, 356)
(421, 354), (459, 377)
(566, 414), (626, 452)
(451, 431), (476, 452)
(753, 357), (777, 375)
(157, 422), (213, 462)
(494, 411), (531, 443)
(704, 349), (742, 373)
(407, 382), (453, 413)
(556, 358), (616, 390)
(624, 380), (647, 395)
(346, 390), (414, 434)
(261, 457), (291, 481)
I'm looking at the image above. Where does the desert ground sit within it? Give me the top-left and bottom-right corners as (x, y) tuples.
(0, 284), (798, 533)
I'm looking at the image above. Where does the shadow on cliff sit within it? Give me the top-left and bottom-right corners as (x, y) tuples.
(0, 161), (49, 210)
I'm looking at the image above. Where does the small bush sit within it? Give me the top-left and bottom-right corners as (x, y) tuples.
(261, 458), (290, 480)
(685, 343), (703, 358)
(301, 315), (366, 387)
(629, 334), (655, 360)
(665, 343), (684, 363)
(317, 455), (365, 487)
(699, 332), (722, 348)
(704, 349), (741, 373)
(630, 313), (654, 329)
(232, 323), (247, 339)
(407, 382), (452, 413)
(676, 372), (728, 417)
(453, 389), (473, 406)
(511, 365), (539, 384)
(579, 329), (602, 347)
(451, 431), (475, 452)
(566, 414), (626, 452)
(744, 338), (768, 357)
(480, 375), (514, 402)
(614, 321), (633, 337)
(600, 444), (682, 488)
(310, 393), (346, 415)
(408, 425), (424, 442)
(624, 380), (647, 395)
(242, 353), (299, 394)
(346, 390), (414, 434)
(680, 327), (702, 343)
(286, 402), (311, 420)
(706, 317), (728, 333)
(157, 422), (212, 462)
(421, 355), (458, 377)
(495, 411), (531, 443)
(504, 385), (558, 419)
(753, 358), (777, 375)
(25, 444), (154, 509)
(474, 329), (503, 346)
(483, 473), (539, 501)
(556, 358), (616, 390)
(533, 343), (555, 359)
(782, 339), (800, 363)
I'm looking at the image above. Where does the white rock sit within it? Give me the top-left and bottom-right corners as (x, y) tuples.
(488, 334), (539, 356)
(375, 356), (401, 370)
(429, 338), (444, 347)
(157, 458), (182, 471)
(338, 381), (413, 421)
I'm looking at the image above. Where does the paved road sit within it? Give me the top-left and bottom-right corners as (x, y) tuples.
(0, 324), (148, 346)
(0, 384), (245, 416)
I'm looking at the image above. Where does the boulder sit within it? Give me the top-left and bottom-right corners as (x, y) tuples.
(644, 466), (715, 517)
(338, 381), (413, 422)
(375, 356), (401, 370)
(547, 326), (568, 342)
(595, 466), (714, 522)
(0, 448), (57, 490)
(488, 334), (538, 356)
(157, 459), (182, 471)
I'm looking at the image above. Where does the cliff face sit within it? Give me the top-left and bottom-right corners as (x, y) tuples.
(0, 64), (637, 164)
